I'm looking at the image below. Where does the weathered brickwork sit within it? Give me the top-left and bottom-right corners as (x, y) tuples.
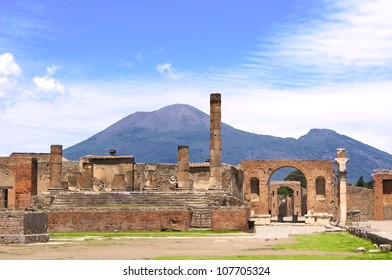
(222, 165), (243, 198)
(0, 156), (37, 208)
(347, 186), (374, 223)
(372, 170), (392, 220)
(270, 181), (302, 217)
(0, 210), (49, 244)
(47, 209), (192, 232)
(211, 209), (249, 231)
(240, 160), (335, 216)
(134, 163), (177, 191)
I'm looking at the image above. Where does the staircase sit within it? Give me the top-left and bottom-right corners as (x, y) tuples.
(48, 192), (209, 209)
(39, 191), (244, 229)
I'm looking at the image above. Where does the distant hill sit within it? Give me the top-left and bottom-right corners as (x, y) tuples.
(63, 104), (392, 182)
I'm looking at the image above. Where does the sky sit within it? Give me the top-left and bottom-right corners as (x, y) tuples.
(0, 0), (392, 156)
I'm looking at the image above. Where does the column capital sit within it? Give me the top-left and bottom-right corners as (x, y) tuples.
(335, 158), (349, 172)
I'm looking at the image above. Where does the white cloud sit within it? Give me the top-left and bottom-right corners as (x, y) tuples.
(32, 65), (65, 94)
(243, 0), (392, 86)
(0, 76), (17, 97)
(0, 53), (21, 76)
(0, 53), (21, 98)
(156, 63), (178, 79)
(33, 76), (65, 94)
(288, 0), (392, 66)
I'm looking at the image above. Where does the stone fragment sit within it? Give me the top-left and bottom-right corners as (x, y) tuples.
(379, 244), (392, 252)
(356, 247), (366, 252)
(368, 249), (381, 253)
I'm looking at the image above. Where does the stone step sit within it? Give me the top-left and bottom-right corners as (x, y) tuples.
(49, 192), (214, 209)
(324, 223), (346, 232)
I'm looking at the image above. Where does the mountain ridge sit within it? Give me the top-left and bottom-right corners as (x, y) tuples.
(63, 104), (392, 182)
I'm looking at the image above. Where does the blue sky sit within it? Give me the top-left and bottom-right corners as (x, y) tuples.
(1, 0), (392, 156)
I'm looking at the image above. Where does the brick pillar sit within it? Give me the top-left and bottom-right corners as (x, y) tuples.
(373, 173), (384, 220)
(372, 170), (392, 221)
(177, 146), (191, 190)
(209, 93), (222, 190)
(49, 145), (64, 191)
(335, 148), (349, 226)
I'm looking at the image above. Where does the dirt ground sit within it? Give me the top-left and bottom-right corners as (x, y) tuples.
(0, 233), (347, 260)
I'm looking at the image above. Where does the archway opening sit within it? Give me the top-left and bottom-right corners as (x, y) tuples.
(277, 186), (294, 221)
(0, 164), (15, 209)
(316, 176), (326, 200)
(0, 189), (8, 208)
(269, 167), (307, 222)
(250, 177), (260, 201)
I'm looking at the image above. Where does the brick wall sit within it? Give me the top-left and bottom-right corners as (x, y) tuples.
(384, 205), (392, 220)
(222, 165), (243, 200)
(47, 209), (191, 232)
(0, 210), (48, 244)
(211, 208), (249, 231)
(372, 171), (392, 220)
(347, 186), (374, 222)
(0, 156), (38, 208)
(0, 211), (25, 235)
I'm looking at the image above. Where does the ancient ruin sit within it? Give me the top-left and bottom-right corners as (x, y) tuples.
(1, 93), (391, 243)
(372, 170), (392, 220)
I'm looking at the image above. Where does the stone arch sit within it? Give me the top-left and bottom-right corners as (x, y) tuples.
(267, 165), (307, 218)
(241, 159), (335, 217)
(270, 181), (302, 219)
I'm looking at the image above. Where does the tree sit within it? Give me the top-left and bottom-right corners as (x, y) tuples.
(355, 176), (374, 189)
(356, 176), (365, 187)
(284, 170), (307, 189)
(364, 179), (374, 189)
(278, 186), (294, 196)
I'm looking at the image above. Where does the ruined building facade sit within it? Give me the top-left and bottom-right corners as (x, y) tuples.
(1, 93), (390, 236)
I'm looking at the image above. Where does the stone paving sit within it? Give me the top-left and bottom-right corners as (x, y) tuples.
(349, 220), (392, 245)
(253, 224), (327, 239)
(367, 220), (392, 233)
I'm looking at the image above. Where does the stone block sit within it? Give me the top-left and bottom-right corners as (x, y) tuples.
(250, 214), (271, 225)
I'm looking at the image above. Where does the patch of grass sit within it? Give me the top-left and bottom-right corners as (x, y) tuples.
(273, 232), (374, 252)
(155, 232), (392, 260)
(155, 254), (392, 260)
(50, 230), (240, 238)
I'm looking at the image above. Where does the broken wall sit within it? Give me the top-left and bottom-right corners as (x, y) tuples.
(347, 185), (374, 222)
(0, 210), (49, 244)
(373, 170), (392, 220)
(47, 209), (192, 232)
(0, 156), (37, 208)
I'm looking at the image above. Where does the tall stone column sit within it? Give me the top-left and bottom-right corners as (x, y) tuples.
(177, 145), (191, 190)
(49, 145), (64, 191)
(209, 93), (222, 190)
(335, 148), (349, 226)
